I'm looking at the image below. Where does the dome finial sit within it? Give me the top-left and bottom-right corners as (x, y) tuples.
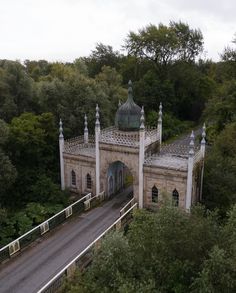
(158, 102), (162, 123)
(84, 114), (88, 132)
(84, 114), (88, 143)
(140, 106), (145, 130)
(201, 123), (206, 145)
(128, 80), (133, 101)
(189, 131), (195, 156)
(95, 104), (100, 127)
(59, 118), (63, 138)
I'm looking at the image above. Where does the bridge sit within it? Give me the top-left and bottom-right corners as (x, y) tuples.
(0, 187), (136, 293)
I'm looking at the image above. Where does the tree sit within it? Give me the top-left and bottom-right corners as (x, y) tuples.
(221, 34), (236, 62)
(84, 43), (121, 77)
(170, 21), (204, 62)
(191, 246), (236, 292)
(0, 119), (17, 202)
(4, 112), (59, 207)
(203, 122), (236, 215)
(0, 60), (36, 121)
(0, 150), (17, 201)
(124, 22), (203, 66)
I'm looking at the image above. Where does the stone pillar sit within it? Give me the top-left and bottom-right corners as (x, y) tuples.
(84, 114), (88, 144)
(95, 104), (100, 195)
(158, 102), (163, 147)
(59, 119), (65, 190)
(185, 131), (195, 211)
(200, 123), (206, 201)
(139, 106), (145, 209)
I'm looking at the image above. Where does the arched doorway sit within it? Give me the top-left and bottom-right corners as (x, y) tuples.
(107, 161), (133, 197)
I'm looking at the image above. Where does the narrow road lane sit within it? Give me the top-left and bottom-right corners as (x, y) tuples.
(0, 189), (131, 293)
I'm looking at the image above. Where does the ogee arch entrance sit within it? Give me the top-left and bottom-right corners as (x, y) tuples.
(107, 161), (133, 197)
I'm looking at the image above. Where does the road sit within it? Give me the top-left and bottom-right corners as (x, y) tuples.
(171, 128), (202, 146)
(0, 188), (131, 293)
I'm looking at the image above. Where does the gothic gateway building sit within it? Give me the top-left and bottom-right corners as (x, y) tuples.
(59, 81), (206, 210)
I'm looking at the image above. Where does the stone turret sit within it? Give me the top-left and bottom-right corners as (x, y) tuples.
(186, 131), (195, 211)
(139, 106), (145, 208)
(59, 119), (65, 190)
(158, 102), (163, 146)
(95, 104), (100, 195)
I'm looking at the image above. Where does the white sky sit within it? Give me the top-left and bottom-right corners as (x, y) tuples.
(0, 0), (235, 62)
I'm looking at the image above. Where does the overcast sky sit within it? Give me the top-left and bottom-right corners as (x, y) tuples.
(0, 0), (235, 62)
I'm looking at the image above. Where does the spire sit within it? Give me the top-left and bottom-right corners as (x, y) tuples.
(84, 114), (88, 132)
(189, 131), (195, 156)
(140, 106), (145, 130)
(95, 104), (100, 128)
(128, 80), (134, 102)
(158, 102), (162, 123)
(84, 114), (88, 144)
(158, 102), (163, 146)
(201, 123), (206, 158)
(59, 118), (64, 139)
(201, 123), (206, 145)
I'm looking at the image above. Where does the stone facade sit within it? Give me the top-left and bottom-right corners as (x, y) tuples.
(61, 125), (205, 211)
(59, 83), (206, 211)
(64, 153), (96, 196)
(143, 165), (188, 209)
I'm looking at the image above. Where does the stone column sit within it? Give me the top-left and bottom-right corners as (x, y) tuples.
(158, 102), (163, 147)
(185, 131), (195, 211)
(59, 119), (65, 190)
(139, 106), (145, 209)
(95, 104), (100, 195)
(84, 114), (88, 144)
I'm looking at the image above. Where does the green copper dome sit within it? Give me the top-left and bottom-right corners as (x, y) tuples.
(115, 80), (141, 131)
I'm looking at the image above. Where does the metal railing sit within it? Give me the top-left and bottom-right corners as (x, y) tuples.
(37, 202), (138, 293)
(120, 197), (135, 216)
(84, 191), (105, 210)
(0, 193), (94, 264)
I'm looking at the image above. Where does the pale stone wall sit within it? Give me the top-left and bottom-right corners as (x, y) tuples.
(143, 165), (187, 209)
(62, 141), (204, 211)
(99, 142), (139, 201)
(64, 153), (96, 195)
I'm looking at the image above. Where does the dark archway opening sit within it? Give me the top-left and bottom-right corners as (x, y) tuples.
(107, 161), (133, 198)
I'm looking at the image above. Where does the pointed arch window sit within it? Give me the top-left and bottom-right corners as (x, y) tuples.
(86, 173), (92, 189)
(71, 170), (76, 186)
(152, 186), (158, 203)
(172, 189), (179, 206)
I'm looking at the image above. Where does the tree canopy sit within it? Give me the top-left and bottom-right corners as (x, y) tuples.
(64, 205), (236, 292)
(124, 21), (203, 66)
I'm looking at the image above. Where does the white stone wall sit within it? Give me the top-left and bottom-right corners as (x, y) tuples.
(143, 166), (187, 209)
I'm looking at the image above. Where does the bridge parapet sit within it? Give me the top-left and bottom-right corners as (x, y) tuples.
(0, 192), (101, 264)
(37, 202), (137, 293)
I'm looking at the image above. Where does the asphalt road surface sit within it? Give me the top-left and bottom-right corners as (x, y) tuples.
(0, 188), (131, 293)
